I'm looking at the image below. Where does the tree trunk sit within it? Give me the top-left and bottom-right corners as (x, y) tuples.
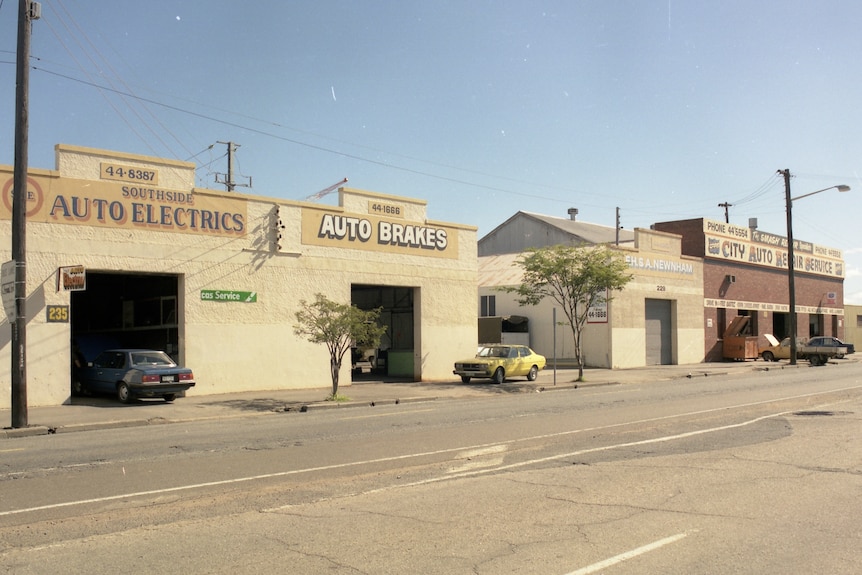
(330, 357), (341, 396)
(575, 331), (585, 381)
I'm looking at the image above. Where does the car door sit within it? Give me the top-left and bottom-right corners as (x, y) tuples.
(496, 347), (518, 376)
(509, 346), (527, 376)
(88, 351), (127, 393)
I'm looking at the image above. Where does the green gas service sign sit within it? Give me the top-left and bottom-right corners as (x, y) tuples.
(201, 289), (257, 303)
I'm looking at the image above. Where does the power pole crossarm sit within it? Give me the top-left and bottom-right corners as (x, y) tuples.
(718, 202), (732, 223)
(214, 141), (252, 192)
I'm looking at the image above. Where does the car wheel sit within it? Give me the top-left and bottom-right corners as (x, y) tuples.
(527, 365), (538, 381)
(163, 393), (177, 402)
(492, 367), (505, 384)
(762, 351), (775, 362)
(836, 353), (845, 360)
(117, 382), (133, 403)
(460, 376), (471, 383)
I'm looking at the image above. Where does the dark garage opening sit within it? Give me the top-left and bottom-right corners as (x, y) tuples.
(71, 272), (181, 364)
(351, 284), (415, 381)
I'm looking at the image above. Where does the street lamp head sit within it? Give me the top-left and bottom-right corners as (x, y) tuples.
(790, 184), (851, 202)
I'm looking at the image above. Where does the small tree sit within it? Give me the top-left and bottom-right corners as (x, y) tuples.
(294, 293), (387, 397)
(504, 244), (632, 381)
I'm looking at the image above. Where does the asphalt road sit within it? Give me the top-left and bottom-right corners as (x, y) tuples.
(2, 363), (862, 574)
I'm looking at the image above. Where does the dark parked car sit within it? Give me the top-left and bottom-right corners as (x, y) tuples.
(73, 349), (196, 403)
(805, 337), (855, 359)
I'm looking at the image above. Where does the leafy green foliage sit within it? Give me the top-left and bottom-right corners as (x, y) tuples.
(294, 293), (387, 396)
(503, 244), (632, 380)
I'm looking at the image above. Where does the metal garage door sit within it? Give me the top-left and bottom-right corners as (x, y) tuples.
(645, 299), (672, 365)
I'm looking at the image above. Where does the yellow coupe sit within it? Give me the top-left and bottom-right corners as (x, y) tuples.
(454, 344), (546, 384)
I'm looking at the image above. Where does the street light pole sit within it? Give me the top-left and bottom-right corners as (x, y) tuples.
(780, 169), (850, 365)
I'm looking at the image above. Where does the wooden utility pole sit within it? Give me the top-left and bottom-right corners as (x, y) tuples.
(11, 0), (39, 428)
(780, 169), (798, 365)
(214, 141), (252, 192)
(718, 202), (732, 223)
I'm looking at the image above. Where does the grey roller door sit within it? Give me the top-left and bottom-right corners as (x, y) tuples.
(645, 299), (672, 365)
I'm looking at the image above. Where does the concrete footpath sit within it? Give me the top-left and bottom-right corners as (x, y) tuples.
(0, 358), (846, 439)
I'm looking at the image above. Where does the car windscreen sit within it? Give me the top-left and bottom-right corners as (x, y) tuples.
(477, 347), (509, 358)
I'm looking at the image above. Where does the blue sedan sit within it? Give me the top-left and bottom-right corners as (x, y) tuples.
(73, 349), (196, 403)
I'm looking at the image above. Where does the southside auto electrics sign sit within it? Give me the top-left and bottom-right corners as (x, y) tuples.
(0, 173), (247, 238)
(300, 208), (458, 259)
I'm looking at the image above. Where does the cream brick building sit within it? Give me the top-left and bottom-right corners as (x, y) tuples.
(478, 212), (704, 368)
(0, 145), (478, 408)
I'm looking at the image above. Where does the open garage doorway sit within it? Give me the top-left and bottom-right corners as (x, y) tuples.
(70, 272), (182, 365)
(771, 312), (790, 341)
(351, 285), (416, 381)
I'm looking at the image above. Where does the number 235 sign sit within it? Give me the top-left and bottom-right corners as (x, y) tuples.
(47, 305), (69, 323)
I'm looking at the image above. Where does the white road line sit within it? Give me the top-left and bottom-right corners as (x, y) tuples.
(565, 532), (692, 575)
(454, 444), (509, 460)
(0, 447), (469, 518)
(315, 405), (800, 505)
(448, 456), (505, 473)
(449, 445), (509, 473)
(3, 386), (859, 518)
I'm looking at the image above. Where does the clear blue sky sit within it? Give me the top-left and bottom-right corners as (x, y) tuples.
(2, 1), (862, 303)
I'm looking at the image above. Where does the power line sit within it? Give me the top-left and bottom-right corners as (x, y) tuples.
(19, 52), (600, 199)
(37, 14), (159, 156)
(25, 53), (855, 223)
(185, 144), (216, 163)
(45, 1), (195, 160)
(29, 66), (598, 205)
(727, 174), (780, 206)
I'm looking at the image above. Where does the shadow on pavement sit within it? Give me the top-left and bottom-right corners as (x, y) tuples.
(68, 396), (177, 409)
(202, 398), (313, 413)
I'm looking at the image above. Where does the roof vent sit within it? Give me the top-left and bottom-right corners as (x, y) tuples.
(567, 208), (579, 221)
(748, 217), (758, 230)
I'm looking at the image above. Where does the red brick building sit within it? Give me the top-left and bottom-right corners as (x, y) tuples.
(654, 218), (845, 362)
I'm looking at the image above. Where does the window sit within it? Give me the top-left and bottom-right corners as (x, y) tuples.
(94, 351), (125, 369)
(480, 295), (496, 317)
(857, 314), (862, 328)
